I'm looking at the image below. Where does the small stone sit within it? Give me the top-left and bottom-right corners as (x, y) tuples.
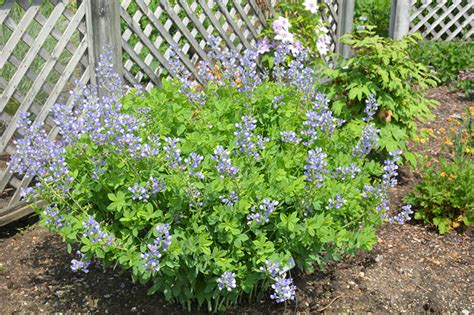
(359, 272), (365, 277)
(461, 310), (469, 315)
(375, 254), (383, 262)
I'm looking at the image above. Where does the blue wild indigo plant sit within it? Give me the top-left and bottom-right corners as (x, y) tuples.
(9, 41), (411, 311)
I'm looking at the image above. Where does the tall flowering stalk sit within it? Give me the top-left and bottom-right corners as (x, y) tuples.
(141, 224), (172, 272)
(211, 145), (239, 178)
(304, 147), (328, 187)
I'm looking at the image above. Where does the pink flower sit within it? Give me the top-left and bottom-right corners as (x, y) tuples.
(303, 0), (319, 14)
(275, 30), (294, 43)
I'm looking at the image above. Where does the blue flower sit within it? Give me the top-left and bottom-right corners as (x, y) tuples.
(364, 94), (379, 121)
(217, 271), (237, 291)
(219, 191), (239, 206)
(211, 145), (239, 178)
(43, 205), (64, 229)
(304, 147), (328, 187)
(82, 216), (114, 246)
(389, 204), (414, 224)
(247, 198), (279, 224)
(70, 251), (91, 273)
(280, 131), (302, 144)
(353, 123), (379, 157)
(333, 163), (361, 180)
(163, 137), (184, 170)
(184, 152), (204, 179)
(235, 115), (268, 160)
(260, 260), (286, 278)
(326, 194), (347, 209)
(270, 276), (296, 303)
(141, 224), (172, 272)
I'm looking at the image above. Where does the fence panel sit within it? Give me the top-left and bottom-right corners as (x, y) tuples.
(0, 0), (90, 211)
(120, 0), (270, 92)
(390, 0), (473, 40)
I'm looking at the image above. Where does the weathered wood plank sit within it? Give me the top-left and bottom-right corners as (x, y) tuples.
(231, 0), (259, 40)
(216, 1), (252, 50)
(248, 0), (268, 26)
(122, 39), (161, 86)
(84, 0), (122, 82)
(0, 0), (42, 69)
(177, 0), (212, 45)
(197, 0), (236, 49)
(2, 15), (86, 82)
(160, 0), (211, 63)
(120, 8), (175, 79)
(0, 0), (13, 25)
(6, 62), (90, 208)
(17, 0), (87, 59)
(0, 3), (66, 112)
(131, 0), (202, 82)
(0, 4), (86, 153)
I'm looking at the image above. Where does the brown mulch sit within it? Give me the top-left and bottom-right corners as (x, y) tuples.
(0, 86), (472, 314)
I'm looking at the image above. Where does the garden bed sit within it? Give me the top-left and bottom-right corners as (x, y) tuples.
(0, 86), (472, 313)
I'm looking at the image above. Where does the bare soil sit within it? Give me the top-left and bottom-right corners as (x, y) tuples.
(0, 86), (472, 314)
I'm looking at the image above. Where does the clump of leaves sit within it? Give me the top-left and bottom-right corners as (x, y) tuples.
(322, 24), (438, 162)
(458, 68), (474, 101)
(409, 40), (474, 84)
(405, 108), (474, 234)
(10, 48), (404, 312)
(354, 0), (391, 37)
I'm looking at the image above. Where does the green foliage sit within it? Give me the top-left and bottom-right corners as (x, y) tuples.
(405, 159), (474, 234)
(322, 25), (438, 157)
(458, 68), (474, 100)
(405, 109), (474, 234)
(409, 41), (474, 84)
(354, 0), (391, 37)
(37, 78), (393, 311)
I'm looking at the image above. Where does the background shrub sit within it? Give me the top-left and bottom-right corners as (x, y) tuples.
(354, 0), (391, 37)
(322, 25), (438, 161)
(405, 108), (474, 234)
(409, 41), (474, 84)
(10, 47), (404, 311)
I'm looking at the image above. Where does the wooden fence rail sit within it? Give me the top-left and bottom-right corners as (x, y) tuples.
(0, 0), (355, 225)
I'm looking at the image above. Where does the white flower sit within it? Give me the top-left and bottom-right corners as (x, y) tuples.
(317, 35), (331, 56)
(288, 40), (303, 55)
(274, 30), (294, 43)
(303, 0), (319, 14)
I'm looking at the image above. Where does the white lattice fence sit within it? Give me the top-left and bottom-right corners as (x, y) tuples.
(390, 0), (473, 40)
(410, 0), (473, 40)
(0, 0), (90, 209)
(120, 0), (270, 91)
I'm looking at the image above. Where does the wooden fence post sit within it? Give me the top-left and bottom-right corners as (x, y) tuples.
(389, 0), (410, 39)
(84, 0), (122, 85)
(337, 0), (355, 58)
